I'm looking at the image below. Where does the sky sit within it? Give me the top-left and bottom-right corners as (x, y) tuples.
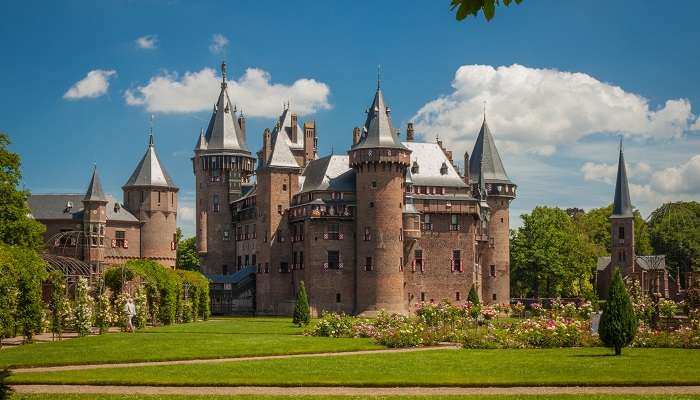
(1, 0), (699, 237)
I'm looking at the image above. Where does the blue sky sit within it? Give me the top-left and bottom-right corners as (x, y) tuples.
(2, 0), (699, 236)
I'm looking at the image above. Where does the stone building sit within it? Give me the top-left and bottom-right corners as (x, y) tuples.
(28, 134), (178, 269)
(197, 64), (516, 315)
(595, 143), (676, 298)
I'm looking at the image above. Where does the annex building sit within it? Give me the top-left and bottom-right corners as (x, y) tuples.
(196, 63), (516, 316)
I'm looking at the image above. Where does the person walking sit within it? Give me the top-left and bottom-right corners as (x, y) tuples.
(125, 297), (136, 332)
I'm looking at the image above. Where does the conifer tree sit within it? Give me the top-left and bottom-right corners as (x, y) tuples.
(599, 268), (638, 355)
(468, 285), (480, 305)
(293, 281), (310, 326)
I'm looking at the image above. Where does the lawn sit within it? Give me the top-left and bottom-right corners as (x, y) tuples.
(0, 317), (382, 368)
(9, 347), (700, 387)
(8, 396), (700, 400)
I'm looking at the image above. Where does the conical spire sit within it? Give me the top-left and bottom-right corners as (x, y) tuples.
(202, 62), (249, 152)
(84, 166), (107, 202)
(194, 128), (207, 151)
(124, 135), (178, 189)
(352, 84), (407, 150)
(469, 117), (511, 184)
(612, 139), (633, 217)
(266, 129), (300, 169)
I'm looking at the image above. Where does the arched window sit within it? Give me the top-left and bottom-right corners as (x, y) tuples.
(440, 162), (448, 175)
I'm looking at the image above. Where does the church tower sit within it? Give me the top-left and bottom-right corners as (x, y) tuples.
(82, 167), (108, 269)
(609, 141), (635, 276)
(469, 117), (516, 304)
(123, 133), (179, 267)
(193, 62), (256, 274)
(349, 80), (411, 315)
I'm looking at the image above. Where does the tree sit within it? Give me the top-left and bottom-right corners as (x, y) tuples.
(648, 202), (700, 275)
(511, 206), (597, 298)
(293, 281), (310, 326)
(574, 204), (653, 256)
(0, 132), (45, 250)
(599, 268), (638, 355)
(467, 285), (480, 305)
(450, 0), (523, 22)
(176, 228), (201, 272)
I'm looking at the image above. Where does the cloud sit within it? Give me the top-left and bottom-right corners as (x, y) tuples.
(125, 67), (331, 117)
(135, 35), (158, 49)
(581, 161), (651, 184)
(63, 70), (117, 100)
(209, 34), (228, 54)
(412, 64), (697, 156)
(649, 154), (700, 194)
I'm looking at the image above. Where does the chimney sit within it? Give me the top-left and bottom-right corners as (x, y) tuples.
(406, 122), (415, 142)
(238, 114), (246, 137)
(352, 127), (362, 145)
(463, 151), (470, 184)
(291, 113), (298, 143)
(303, 121), (316, 166)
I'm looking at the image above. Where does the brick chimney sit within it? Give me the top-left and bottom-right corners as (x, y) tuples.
(406, 122), (415, 142)
(291, 113), (298, 144)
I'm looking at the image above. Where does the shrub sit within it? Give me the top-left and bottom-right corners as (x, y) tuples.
(511, 301), (525, 318)
(48, 271), (70, 340)
(305, 312), (354, 337)
(529, 302), (543, 316)
(134, 289), (148, 329)
(468, 285), (480, 305)
(293, 281), (310, 326)
(0, 369), (12, 400)
(375, 319), (426, 348)
(599, 268), (638, 355)
(658, 299), (679, 320)
(73, 277), (94, 337)
(94, 291), (112, 334)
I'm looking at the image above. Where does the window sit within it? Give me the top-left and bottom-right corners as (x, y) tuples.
(619, 226), (625, 240)
(211, 169), (221, 182)
(326, 223), (340, 240)
(490, 264), (496, 277)
(369, 202), (374, 208)
(336, 293), (341, 303)
(420, 292), (426, 302)
(213, 194), (220, 212)
(299, 251), (304, 270)
(245, 255), (250, 266)
(422, 214), (432, 231)
(492, 293), (497, 301)
(452, 250), (462, 272)
(327, 250), (340, 270)
(371, 181), (377, 189)
(450, 214), (459, 231)
(400, 257), (403, 272)
(365, 257), (373, 271)
(280, 262), (290, 273)
(363, 227), (372, 241)
(415, 249), (424, 272)
(223, 230), (230, 241)
(252, 254), (256, 266)
(277, 204), (282, 214)
(115, 230), (126, 248)
(282, 184), (287, 191)
(456, 292), (461, 301)
(411, 161), (419, 174)
(264, 263), (270, 273)
(440, 162), (448, 175)
(237, 256), (242, 268)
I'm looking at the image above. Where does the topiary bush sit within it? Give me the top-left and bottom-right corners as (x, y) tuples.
(468, 285), (480, 305)
(599, 268), (638, 355)
(293, 281), (310, 326)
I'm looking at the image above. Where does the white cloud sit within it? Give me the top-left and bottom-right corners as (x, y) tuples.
(581, 161), (651, 184)
(63, 70), (117, 100)
(135, 35), (158, 49)
(412, 64), (697, 156)
(649, 154), (700, 194)
(209, 34), (228, 54)
(125, 67), (331, 117)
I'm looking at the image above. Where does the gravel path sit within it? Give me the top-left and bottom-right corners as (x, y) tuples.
(12, 345), (459, 373)
(13, 384), (700, 396)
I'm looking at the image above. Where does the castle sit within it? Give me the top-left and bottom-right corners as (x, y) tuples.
(196, 63), (516, 315)
(28, 134), (179, 269)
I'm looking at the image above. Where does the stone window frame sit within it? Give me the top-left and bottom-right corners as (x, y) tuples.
(451, 249), (463, 272)
(490, 264), (496, 277)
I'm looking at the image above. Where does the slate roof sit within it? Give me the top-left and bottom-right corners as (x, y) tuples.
(351, 86), (407, 151)
(266, 129), (301, 169)
(403, 142), (468, 188)
(201, 62), (249, 153)
(299, 155), (355, 193)
(84, 168), (107, 202)
(124, 135), (178, 189)
(275, 108), (304, 150)
(469, 118), (512, 185)
(596, 255), (667, 271)
(28, 194), (138, 223)
(612, 142), (633, 218)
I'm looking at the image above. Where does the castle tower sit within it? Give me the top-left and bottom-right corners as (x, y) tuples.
(349, 81), (411, 315)
(610, 140), (635, 276)
(193, 61), (256, 274)
(469, 117), (516, 304)
(82, 167), (108, 269)
(123, 133), (179, 267)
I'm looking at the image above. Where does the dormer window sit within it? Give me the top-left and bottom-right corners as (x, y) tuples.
(65, 201), (73, 213)
(411, 161), (419, 174)
(440, 162), (448, 175)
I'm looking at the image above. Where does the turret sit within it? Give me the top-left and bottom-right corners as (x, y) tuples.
(82, 166), (108, 268)
(349, 79), (411, 315)
(123, 132), (179, 267)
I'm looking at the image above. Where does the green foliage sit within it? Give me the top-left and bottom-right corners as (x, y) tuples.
(176, 229), (201, 272)
(0, 369), (12, 400)
(467, 285), (480, 305)
(0, 132), (45, 250)
(293, 281), (311, 326)
(599, 268), (638, 355)
(73, 277), (94, 337)
(134, 289), (148, 329)
(94, 291), (112, 334)
(649, 201), (700, 273)
(304, 312), (355, 338)
(450, 0), (523, 22)
(510, 206), (597, 298)
(176, 269), (210, 321)
(574, 204), (653, 256)
(48, 271), (70, 340)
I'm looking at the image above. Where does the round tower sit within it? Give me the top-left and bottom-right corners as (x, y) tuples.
(349, 83), (411, 315)
(82, 166), (108, 270)
(123, 134), (179, 267)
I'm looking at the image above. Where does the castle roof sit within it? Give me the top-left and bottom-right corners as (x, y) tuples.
(469, 118), (512, 185)
(124, 135), (178, 190)
(84, 168), (107, 202)
(596, 255), (667, 271)
(403, 142), (468, 188)
(299, 155), (355, 193)
(201, 62), (249, 153)
(351, 85), (407, 151)
(266, 128), (301, 169)
(612, 141), (633, 218)
(274, 107), (304, 150)
(28, 194), (138, 223)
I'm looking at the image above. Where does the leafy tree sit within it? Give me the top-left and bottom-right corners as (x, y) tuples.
(0, 132), (45, 250)
(293, 281), (310, 326)
(599, 268), (638, 355)
(574, 204), (653, 256)
(467, 285), (480, 305)
(450, 0), (523, 22)
(648, 202), (700, 274)
(511, 206), (597, 298)
(176, 228), (201, 272)
(0, 260), (18, 349)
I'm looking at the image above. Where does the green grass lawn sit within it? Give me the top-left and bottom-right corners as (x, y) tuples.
(9, 348), (700, 387)
(8, 395), (700, 400)
(0, 317), (382, 369)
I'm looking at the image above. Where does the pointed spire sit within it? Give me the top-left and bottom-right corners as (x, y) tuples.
(124, 135), (178, 189)
(221, 60), (227, 88)
(351, 80), (407, 151)
(612, 138), (633, 217)
(202, 62), (249, 152)
(469, 117), (511, 184)
(84, 166), (107, 202)
(266, 128), (300, 169)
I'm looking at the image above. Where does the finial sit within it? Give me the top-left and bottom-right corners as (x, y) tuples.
(221, 60), (227, 88)
(377, 64), (382, 89)
(331, 144), (334, 155)
(239, 108), (244, 117)
(619, 135), (623, 153)
(93, 162), (97, 172)
(483, 100), (487, 121)
(149, 114), (155, 146)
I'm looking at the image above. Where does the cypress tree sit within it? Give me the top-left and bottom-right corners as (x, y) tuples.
(599, 268), (638, 355)
(468, 285), (480, 305)
(293, 281), (310, 326)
